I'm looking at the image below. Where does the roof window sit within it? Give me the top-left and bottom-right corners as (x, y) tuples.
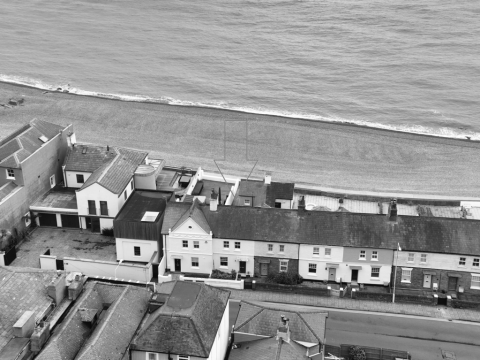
(38, 135), (48, 143)
(141, 211), (160, 222)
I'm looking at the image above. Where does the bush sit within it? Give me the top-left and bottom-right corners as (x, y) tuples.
(101, 227), (114, 236)
(349, 346), (366, 360)
(266, 272), (303, 285)
(211, 269), (236, 280)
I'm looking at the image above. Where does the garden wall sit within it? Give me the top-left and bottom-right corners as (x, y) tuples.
(451, 299), (480, 310)
(353, 290), (435, 305)
(255, 282), (330, 296)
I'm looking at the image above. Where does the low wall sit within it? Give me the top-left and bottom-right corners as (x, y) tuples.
(180, 275), (244, 289)
(451, 299), (480, 310)
(353, 291), (435, 305)
(255, 282), (330, 296)
(158, 255), (167, 276)
(158, 274), (173, 283)
(40, 254), (57, 270)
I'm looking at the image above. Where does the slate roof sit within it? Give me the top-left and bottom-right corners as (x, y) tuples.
(233, 180), (268, 207)
(229, 337), (310, 360)
(130, 281), (230, 358)
(68, 145), (148, 194)
(161, 202), (192, 234)
(266, 182), (295, 207)
(171, 200), (211, 234)
(36, 282), (149, 360)
(0, 267), (56, 353)
(0, 182), (18, 203)
(163, 203), (480, 256)
(0, 119), (66, 169)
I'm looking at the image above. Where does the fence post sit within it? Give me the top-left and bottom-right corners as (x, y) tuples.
(351, 288), (357, 299)
(252, 280), (256, 290)
(433, 293), (438, 305)
(0, 251), (5, 266)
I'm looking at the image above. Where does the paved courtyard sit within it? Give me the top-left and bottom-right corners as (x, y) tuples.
(11, 227), (117, 268)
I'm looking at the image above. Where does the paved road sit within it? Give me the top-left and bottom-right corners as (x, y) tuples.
(232, 301), (480, 360)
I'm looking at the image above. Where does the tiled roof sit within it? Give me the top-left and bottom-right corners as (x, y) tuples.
(131, 281), (230, 358)
(63, 144), (116, 172)
(266, 182), (295, 206)
(161, 202), (192, 234)
(0, 119), (66, 169)
(36, 282), (149, 360)
(233, 180), (268, 207)
(0, 267), (56, 353)
(171, 200), (211, 234)
(0, 182), (18, 203)
(234, 302), (327, 343)
(77, 146), (147, 194)
(229, 336), (308, 360)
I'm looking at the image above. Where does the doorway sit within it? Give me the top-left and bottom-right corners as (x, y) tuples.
(328, 268), (337, 282)
(351, 269), (359, 282)
(239, 261), (246, 274)
(423, 274), (432, 288)
(174, 259), (182, 272)
(86, 217), (100, 232)
(260, 263), (268, 276)
(448, 277), (458, 292)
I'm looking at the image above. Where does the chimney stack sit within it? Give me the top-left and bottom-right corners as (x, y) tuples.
(210, 188), (218, 212)
(276, 315), (290, 343)
(388, 199), (398, 221)
(264, 171), (272, 185)
(298, 196), (306, 212)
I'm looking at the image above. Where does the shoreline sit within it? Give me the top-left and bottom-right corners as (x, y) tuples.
(1, 81), (480, 198)
(0, 79), (476, 143)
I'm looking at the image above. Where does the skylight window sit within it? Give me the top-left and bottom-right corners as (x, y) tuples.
(141, 211), (159, 222)
(38, 135), (48, 143)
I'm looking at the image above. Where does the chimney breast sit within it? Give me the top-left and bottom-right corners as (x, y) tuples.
(210, 188), (218, 212)
(388, 199), (398, 221)
(264, 172), (272, 185)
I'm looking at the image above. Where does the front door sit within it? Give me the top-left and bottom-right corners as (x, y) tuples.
(351, 269), (358, 282)
(239, 261), (246, 274)
(448, 277), (458, 291)
(328, 268), (336, 282)
(260, 263), (268, 276)
(174, 259), (181, 272)
(423, 274), (432, 288)
(86, 217), (100, 232)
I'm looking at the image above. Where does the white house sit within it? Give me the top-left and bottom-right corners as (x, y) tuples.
(299, 244), (344, 282)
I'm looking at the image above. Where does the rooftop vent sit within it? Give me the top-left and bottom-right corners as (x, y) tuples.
(141, 211), (160, 222)
(38, 135), (48, 143)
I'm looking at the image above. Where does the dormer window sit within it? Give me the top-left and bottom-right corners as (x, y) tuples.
(76, 174), (84, 183)
(244, 199), (251, 206)
(6, 169), (15, 179)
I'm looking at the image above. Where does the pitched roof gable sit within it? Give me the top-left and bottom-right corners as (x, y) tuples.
(171, 200), (211, 234)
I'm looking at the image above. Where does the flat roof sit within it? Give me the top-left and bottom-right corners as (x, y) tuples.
(115, 190), (169, 222)
(30, 186), (77, 210)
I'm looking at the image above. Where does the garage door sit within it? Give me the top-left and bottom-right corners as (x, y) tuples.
(61, 214), (79, 228)
(39, 213), (57, 227)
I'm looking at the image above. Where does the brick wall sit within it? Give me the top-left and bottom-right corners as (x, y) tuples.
(254, 256), (299, 277)
(353, 290), (435, 305)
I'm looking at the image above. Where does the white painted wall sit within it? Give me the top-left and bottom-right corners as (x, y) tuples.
(275, 198), (292, 209)
(76, 183), (119, 217)
(39, 255), (57, 270)
(342, 263), (391, 285)
(100, 218), (114, 230)
(213, 238), (255, 275)
(116, 238), (159, 263)
(207, 300), (230, 360)
(117, 178), (135, 210)
(395, 250), (480, 272)
(255, 241), (299, 259)
(65, 170), (92, 188)
(299, 244), (344, 281)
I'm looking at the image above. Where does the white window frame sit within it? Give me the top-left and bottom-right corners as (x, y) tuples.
(401, 268), (412, 283)
(359, 250), (366, 260)
(371, 267), (380, 278)
(459, 257), (466, 267)
(220, 257), (228, 267)
(325, 248), (331, 257)
(49, 174), (56, 188)
(371, 251), (378, 261)
(407, 253), (415, 263)
(223, 241), (229, 248)
(6, 169), (15, 179)
(182, 240), (188, 248)
(235, 241), (241, 250)
(134, 246), (141, 257)
(471, 274), (480, 290)
(473, 258), (480, 267)
(147, 353), (157, 360)
(420, 254), (427, 263)
(178, 356), (190, 360)
(279, 245), (285, 253)
(193, 241), (199, 249)
(313, 247), (319, 256)
(268, 244), (273, 252)
(308, 263), (317, 274)
(279, 260), (288, 272)
(191, 257), (199, 268)
(76, 174), (84, 183)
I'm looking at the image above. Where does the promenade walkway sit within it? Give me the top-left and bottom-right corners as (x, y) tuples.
(228, 289), (480, 323)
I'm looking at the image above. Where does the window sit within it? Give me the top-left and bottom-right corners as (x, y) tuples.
(308, 263), (317, 273)
(124, 190), (127, 200)
(131, 181), (134, 190)
(148, 353), (156, 360)
(182, 240), (188, 248)
(401, 268), (412, 283)
(191, 257), (199, 267)
(275, 202), (281, 208)
(134, 246), (141, 256)
(313, 247), (319, 255)
(6, 169), (15, 179)
(371, 251), (378, 261)
(220, 257), (228, 267)
(223, 241), (229, 248)
(268, 244), (273, 252)
(49, 175), (55, 188)
(459, 257), (466, 266)
(420, 254), (427, 263)
(325, 248), (331, 257)
(193, 241), (199, 249)
(76, 174), (84, 183)
(178, 356), (190, 360)
(408, 253), (415, 262)
(244, 199), (251, 206)
(371, 267), (380, 278)
(235, 242), (241, 249)
(280, 260), (288, 272)
(474, 259), (479, 267)
(279, 245), (285, 253)
(100, 201), (108, 216)
(88, 200), (96, 215)
(359, 250), (366, 260)
(472, 274), (480, 289)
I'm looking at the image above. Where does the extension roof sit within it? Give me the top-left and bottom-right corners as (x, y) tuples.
(66, 144), (148, 194)
(162, 203), (480, 256)
(130, 281), (230, 358)
(233, 180), (268, 207)
(36, 282), (149, 360)
(266, 182), (295, 206)
(0, 119), (66, 169)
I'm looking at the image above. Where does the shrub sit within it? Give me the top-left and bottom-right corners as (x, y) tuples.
(101, 227), (114, 236)
(211, 269), (236, 280)
(349, 346), (366, 360)
(266, 272), (303, 285)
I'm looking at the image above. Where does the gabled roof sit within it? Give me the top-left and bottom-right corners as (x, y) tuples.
(0, 119), (66, 169)
(171, 200), (211, 234)
(130, 281), (230, 358)
(70, 145), (147, 194)
(229, 336), (310, 360)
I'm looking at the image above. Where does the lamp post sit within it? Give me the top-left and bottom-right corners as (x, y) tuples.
(392, 243), (401, 303)
(114, 259), (124, 279)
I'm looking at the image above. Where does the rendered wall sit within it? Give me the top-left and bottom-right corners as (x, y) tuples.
(116, 238), (159, 263)
(254, 241), (298, 259)
(64, 170), (92, 188)
(395, 250), (480, 273)
(299, 244), (344, 281)
(213, 238), (255, 275)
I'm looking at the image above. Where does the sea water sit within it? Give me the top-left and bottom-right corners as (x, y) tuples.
(0, 0), (479, 138)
